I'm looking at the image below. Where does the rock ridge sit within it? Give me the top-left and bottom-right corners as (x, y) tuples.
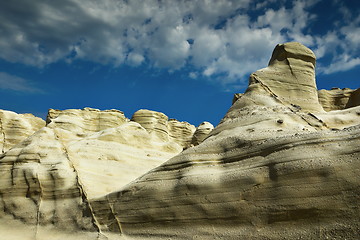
(0, 42), (359, 239)
(93, 42), (360, 239)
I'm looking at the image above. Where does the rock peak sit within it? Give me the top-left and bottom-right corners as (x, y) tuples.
(268, 42), (316, 67)
(250, 42), (323, 113)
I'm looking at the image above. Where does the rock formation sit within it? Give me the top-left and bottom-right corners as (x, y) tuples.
(0, 110), (45, 153)
(92, 42), (360, 239)
(318, 87), (360, 111)
(131, 109), (196, 149)
(0, 42), (359, 239)
(190, 121), (214, 146)
(0, 107), (199, 239)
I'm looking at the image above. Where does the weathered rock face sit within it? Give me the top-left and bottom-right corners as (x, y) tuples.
(0, 107), (197, 239)
(46, 107), (128, 141)
(252, 42), (323, 113)
(318, 87), (360, 111)
(191, 121), (214, 146)
(232, 93), (243, 104)
(0, 110), (45, 153)
(96, 42), (360, 239)
(1, 42), (359, 240)
(0, 128), (97, 232)
(131, 109), (196, 149)
(347, 88), (360, 108)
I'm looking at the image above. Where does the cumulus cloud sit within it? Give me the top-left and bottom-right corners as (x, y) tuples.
(322, 57), (360, 74)
(0, 0), (359, 84)
(0, 72), (42, 93)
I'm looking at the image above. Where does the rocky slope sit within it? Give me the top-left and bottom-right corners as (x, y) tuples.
(93, 42), (360, 239)
(0, 108), (210, 239)
(318, 87), (360, 111)
(0, 110), (45, 153)
(0, 42), (359, 239)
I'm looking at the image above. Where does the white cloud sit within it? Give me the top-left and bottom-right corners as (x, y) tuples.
(0, 0), (359, 85)
(126, 52), (145, 66)
(189, 72), (198, 79)
(313, 4), (360, 75)
(321, 56), (360, 74)
(0, 72), (42, 93)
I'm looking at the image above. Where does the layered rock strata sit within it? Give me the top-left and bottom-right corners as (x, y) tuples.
(318, 87), (360, 111)
(190, 121), (214, 146)
(131, 109), (196, 149)
(1, 42), (359, 239)
(0, 110), (45, 153)
(95, 42), (360, 239)
(0, 107), (198, 239)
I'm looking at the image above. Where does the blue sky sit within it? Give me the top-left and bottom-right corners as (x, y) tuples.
(0, 0), (359, 126)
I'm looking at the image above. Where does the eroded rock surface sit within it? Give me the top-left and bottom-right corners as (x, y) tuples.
(96, 42), (360, 239)
(0, 107), (197, 239)
(0, 110), (45, 153)
(318, 87), (360, 111)
(190, 121), (214, 146)
(131, 109), (196, 149)
(1, 42), (359, 239)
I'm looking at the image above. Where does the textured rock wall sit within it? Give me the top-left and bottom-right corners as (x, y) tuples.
(97, 42), (360, 239)
(131, 109), (196, 148)
(0, 110), (45, 153)
(253, 42), (323, 112)
(190, 121), (214, 146)
(0, 42), (359, 239)
(46, 108), (128, 140)
(318, 87), (360, 111)
(0, 107), (199, 239)
(0, 128), (96, 231)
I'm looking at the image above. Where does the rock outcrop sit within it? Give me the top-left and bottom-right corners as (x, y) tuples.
(0, 42), (359, 239)
(94, 42), (360, 239)
(190, 121), (214, 146)
(0, 107), (198, 239)
(131, 109), (196, 149)
(0, 110), (45, 153)
(318, 87), (360, 111)
(251, 42), (323, 112)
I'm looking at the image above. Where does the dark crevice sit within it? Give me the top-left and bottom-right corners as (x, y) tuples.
(267, 162), (278, 181)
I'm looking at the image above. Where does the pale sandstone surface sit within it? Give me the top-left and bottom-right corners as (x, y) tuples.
(66, 122), (183, 199)
(0, 108), (197, 239)
(190, 121), (214, 146)
(94, 42), (360, 239)
(346, 88), (360, 108)
(0, 110), (45, 153)
(44, 108), (190, 198)
(251, 42), (323, 113)
(1, 42), (360, 240)
(318, 87), (360, 111)
(131, 109), (196, 149)
(46, 107), (128, 141)
(231, 93), (243, 104)
(0, 127), (96, 231)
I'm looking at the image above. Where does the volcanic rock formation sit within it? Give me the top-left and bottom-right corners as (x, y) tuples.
(0, 42), (359, 239)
